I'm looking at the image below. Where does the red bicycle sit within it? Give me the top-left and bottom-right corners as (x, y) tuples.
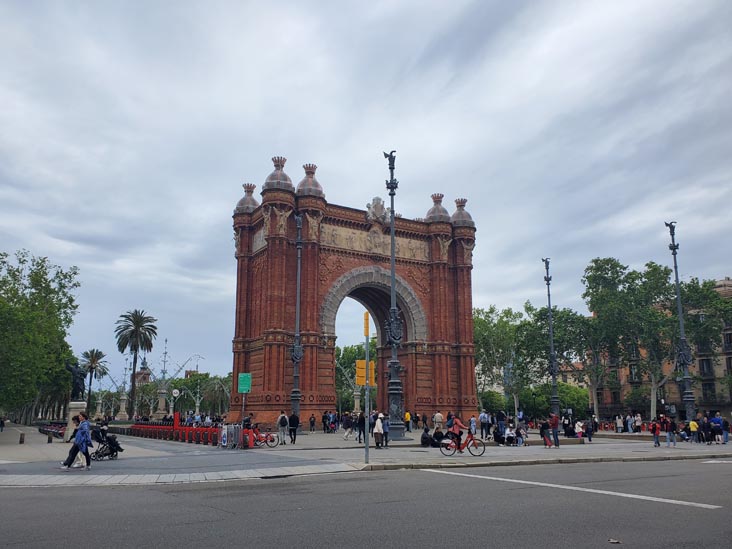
(440, 431), (486, 456)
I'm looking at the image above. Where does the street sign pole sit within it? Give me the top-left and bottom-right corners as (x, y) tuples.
(364, 312), (370, 465)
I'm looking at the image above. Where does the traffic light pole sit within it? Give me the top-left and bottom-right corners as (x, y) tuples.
(363, 312), (370, 465)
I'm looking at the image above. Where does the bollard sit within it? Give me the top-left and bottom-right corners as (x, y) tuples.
(202, 431), (209, 446)
(48, 433), (53, 444)
(195, 431), (200, 444)
(211, 431), (218, 446)
(19, 433), (25, 444)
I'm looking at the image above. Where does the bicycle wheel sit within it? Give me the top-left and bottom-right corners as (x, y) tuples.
(439, 439), (456, 456)
(468, 437), (486, 456)
(265, 434), (279, 448)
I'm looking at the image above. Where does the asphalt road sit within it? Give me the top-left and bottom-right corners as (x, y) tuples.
(3, 460), (731, 548)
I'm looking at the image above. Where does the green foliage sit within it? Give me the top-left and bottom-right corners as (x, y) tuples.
(525, 382), (590, 419)
(335, 339), (377, 413)
(0, 250), (79, 412)
(624, 386), (651, 416)
(114, 309), (158, 417)
(474, 305), (553, 419)
(80, 348), (108, 409)
(478, 390), (507, 413)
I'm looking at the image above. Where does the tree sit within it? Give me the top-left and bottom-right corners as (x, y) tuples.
(474, 306), (543, 420)
(575, 258), (636, 418)
(114, 309), (157, 419)
(80, 349), (109, 410)
(0, 250), (79, 418)
(335, 340), (376, 413)
(623, 262), (675, 420)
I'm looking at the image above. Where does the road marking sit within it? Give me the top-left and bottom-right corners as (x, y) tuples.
(703, 460), (732, 464)
(423, 469), (722, 510)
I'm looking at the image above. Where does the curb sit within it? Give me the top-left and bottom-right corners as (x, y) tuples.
(358, 452), (732, 471)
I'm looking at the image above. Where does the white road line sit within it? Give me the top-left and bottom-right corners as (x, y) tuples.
(703, 460), (732, 464)
(423, 469), (722, 510)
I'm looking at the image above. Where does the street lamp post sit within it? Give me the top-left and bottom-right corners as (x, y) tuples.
(665, 221), (696, 422)
(384, 150), (405, 439)
(542, 258), (560, 416)
(290, 213), (304, 418)
(532, 392), (537, 426)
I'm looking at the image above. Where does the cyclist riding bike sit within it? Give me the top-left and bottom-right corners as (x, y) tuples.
(448, 415), (469, 453)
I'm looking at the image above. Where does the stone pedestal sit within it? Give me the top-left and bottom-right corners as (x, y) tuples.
(64, 401), (87, 442)
(353, 389), (361, 413)
(117, 394), (129, 421)
(153, 389), (167, 420)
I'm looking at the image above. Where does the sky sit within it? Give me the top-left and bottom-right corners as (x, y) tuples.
(1, 1), (731, 388)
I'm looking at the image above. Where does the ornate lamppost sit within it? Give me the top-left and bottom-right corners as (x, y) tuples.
(384, 151), (405, 439)
(290, 213), (304, 418)
(665, 221), (696, 422)
(542, 258), (560, 416)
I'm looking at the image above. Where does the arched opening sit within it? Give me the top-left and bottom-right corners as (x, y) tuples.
(323, 266), (428, 417)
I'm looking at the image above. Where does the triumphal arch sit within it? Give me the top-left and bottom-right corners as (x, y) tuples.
(228, 156), (478, 424)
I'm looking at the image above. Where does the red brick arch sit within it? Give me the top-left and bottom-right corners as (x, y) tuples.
(229, 159), (478, 424)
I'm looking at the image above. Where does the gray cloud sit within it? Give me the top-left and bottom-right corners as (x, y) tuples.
(1, 0), (730, 385)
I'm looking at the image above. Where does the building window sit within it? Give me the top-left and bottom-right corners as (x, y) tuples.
(702, 382), (716, 401)
(561, 373), (568, 383)
(611, 391), (620, 404)
(727, 357), (732, 376)
(700, 358), (713, 376)
(596, 390), (604, 405)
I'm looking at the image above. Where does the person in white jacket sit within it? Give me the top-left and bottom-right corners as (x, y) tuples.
(373, 413), (384, 449)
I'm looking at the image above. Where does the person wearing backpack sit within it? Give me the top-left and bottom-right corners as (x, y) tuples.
(276, 410), (288, 445)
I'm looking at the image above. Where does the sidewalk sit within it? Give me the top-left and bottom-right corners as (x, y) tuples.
(2, 422), (731, 488)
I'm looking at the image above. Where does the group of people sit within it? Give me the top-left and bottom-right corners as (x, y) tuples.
(272, 410), (301, 444)
(649, 412), (730, 447)
(416, 410), (532, 450)
(614, 413), (645, 433)
(59, 412), (93, 470)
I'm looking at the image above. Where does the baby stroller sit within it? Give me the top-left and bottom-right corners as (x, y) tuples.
(90, 428), (124, 461)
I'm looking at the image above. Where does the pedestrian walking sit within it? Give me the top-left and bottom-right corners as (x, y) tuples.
(276, 410), (288, 445)
(0, 416), (4, 432)
(404, 410), (411, 432)
(469, 415), (477, 436)
(585, 417), (594, 443)
(60, 412), (92, 471)
(288, 411), (299, 444)
(357, 412), (366, 444)
(479, 410), (490, 440)
(665, 417), (677, 448)
(342, 413), (354, 441)
(309, 414), (316, 432)
(383, 414), (390, 448)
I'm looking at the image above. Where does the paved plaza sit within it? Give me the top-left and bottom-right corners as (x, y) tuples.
(2, 421), (732, 488)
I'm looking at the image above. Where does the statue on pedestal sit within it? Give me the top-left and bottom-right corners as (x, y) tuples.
(65, 359), (86, 401)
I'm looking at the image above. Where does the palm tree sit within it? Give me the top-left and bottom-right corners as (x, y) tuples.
(114, 309), (158, 419)
(80, 349), (109, 410)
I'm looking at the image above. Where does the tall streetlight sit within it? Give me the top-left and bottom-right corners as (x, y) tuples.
(665, 221), (696, 422)
(384, 150), (405, 439)
(290, 213), (304, 418)
(542, 258), (560, 416)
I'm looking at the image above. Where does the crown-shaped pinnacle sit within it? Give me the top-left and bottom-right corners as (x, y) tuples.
(272, 156), (287, 169)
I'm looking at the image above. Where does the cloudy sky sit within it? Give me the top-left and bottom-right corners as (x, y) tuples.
(2, 1), (730, 386)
